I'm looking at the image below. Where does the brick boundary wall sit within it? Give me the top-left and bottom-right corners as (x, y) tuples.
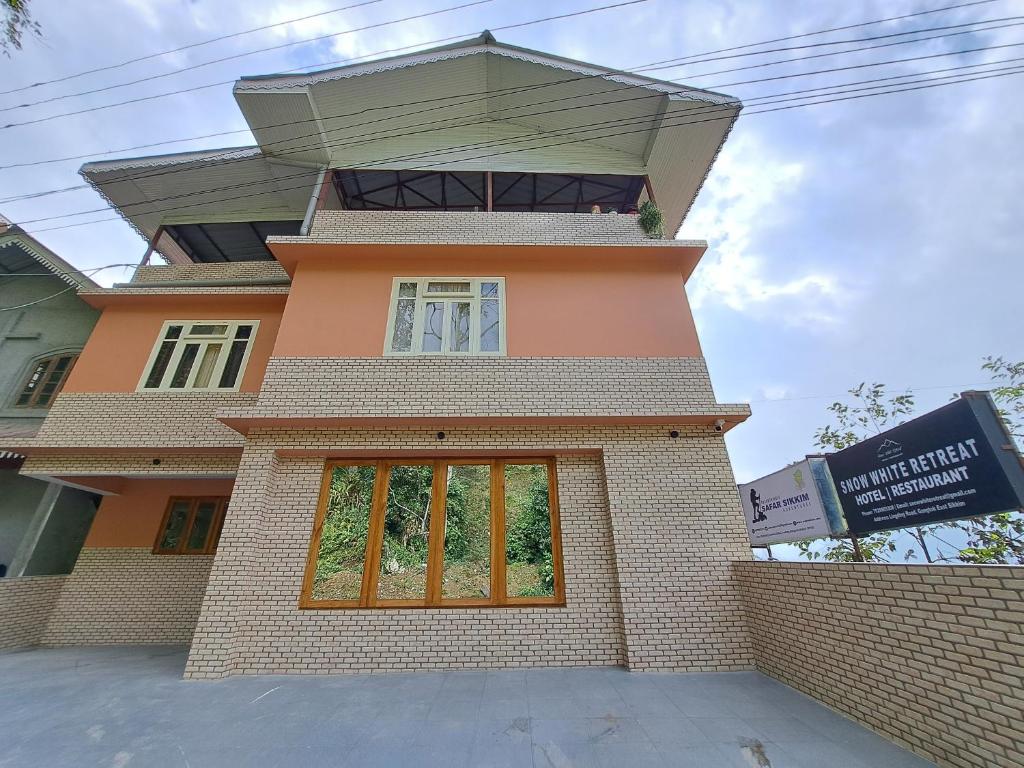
(0, 576), (67, 651)
(734, 561), (1024, 768)
(43, 548), (214, 646)
(185, 425), (754, 678)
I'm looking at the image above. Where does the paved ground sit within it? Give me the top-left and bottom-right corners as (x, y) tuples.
(0, 646), (936, 767)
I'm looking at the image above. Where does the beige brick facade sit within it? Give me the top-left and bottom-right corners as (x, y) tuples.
(43, 548), (214, 646)
(735, 561), (1024, 768)
(231, 357), (750, 422)
(131, 262), (290, 284)
(293, 211), (703, 246)
(0, 575), (67, 650)
(25, 392), (256, 449)
(184, 425), (754, 678)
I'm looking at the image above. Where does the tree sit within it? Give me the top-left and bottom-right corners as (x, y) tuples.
(2, 0), (40, 57)
(799, 361), (1024, 565)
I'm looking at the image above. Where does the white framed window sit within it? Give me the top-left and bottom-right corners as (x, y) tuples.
(138, 320), (259, 392)
(385, 278), (505, 356)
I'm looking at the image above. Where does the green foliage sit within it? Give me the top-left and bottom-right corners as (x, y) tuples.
(315, 465), (375, 581)
(506, 477), (552, 565)
(2, 0), (40, 56)
(953, 513), (1024, 565)
(380, 464), (434, 568)
(637, 201), (664, 238)
(983, 356), (1024, 449)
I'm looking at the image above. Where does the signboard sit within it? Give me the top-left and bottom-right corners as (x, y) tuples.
(826, 392), (1024, 535)
(739, 459), (839, 545)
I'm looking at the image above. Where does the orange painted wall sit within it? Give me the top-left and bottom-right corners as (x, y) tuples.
(84, 478), (236, 547)
(273, 252), (702, 357)
(65, 298), (283, 392)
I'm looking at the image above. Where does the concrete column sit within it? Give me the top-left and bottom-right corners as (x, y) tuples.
(8, 481), (62, 577)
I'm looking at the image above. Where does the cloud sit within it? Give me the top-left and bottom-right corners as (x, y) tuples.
(682, 130), (845, 326)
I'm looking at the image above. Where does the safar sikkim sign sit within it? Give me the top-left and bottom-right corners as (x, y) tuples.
(826, 392), (1024, 536)
(738, 458), (842, 546)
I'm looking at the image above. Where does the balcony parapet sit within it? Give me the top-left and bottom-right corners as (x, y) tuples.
(282, 211), (703, 248)
(19, 392), (257, 451)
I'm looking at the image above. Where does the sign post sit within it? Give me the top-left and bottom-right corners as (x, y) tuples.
(826, 392), (1024, 536)
(739, 458), (844, 546)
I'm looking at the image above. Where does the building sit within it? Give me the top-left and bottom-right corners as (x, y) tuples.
(16, 33), (757, 677)
(0, 215), (100, 582)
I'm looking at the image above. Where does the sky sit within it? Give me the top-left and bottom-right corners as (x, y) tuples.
(1, 0), (1021, 559)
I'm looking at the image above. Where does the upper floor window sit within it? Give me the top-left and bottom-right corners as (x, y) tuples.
(385, 278), (505, 356)
(139, 321), (258, 392)
(15, 353), (78, 408)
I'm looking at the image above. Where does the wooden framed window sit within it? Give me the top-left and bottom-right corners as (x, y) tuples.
(14, 353), (78, 408)
(384, 278), (505, 356)
(153, 497), (229, 555)
(301, 458), (564, 609)
(138, 320), (258, 391)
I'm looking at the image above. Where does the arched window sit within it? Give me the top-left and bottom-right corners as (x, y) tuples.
(15, 353), (79, 408)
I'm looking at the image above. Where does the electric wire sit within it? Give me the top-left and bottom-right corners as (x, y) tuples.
(5, 31), (1023, 207)
(18, 64), (1024, 236)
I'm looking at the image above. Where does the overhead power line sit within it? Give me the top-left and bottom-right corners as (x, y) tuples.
(2, 8), (1015, 115)
(18, 64), (1024, 237)
(0, 0), (650, 129)
(0, 0), (387, 97)
(5, 21), (1023, 208)
(4, 35), (1021, 212)
(0, 0), (497, 114)
(0, 0), (1000, 130)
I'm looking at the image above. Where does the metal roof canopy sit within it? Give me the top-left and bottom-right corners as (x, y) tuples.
(335, 170), (644, 212)
(234, 32), (741, 235)
(164, 220), (302, 262)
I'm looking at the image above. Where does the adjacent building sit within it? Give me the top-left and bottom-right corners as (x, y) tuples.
(17, 34), (756, 677)
(0, 215), (100, 581)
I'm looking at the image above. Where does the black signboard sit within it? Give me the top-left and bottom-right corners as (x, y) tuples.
(826, 392), (1024, 535)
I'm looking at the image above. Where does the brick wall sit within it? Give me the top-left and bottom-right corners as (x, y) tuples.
(43, 548), (213, 645)
(131, 262), (290, 284)
(231, 357), (750, 422)
(0, 576), (67, 650)
(26, 392), (256, 449)
(185, 425), (753, 678)
(734, 561), (1024, 768)
(293, 210), (700, 246)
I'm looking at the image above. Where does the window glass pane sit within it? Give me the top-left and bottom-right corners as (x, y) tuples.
(442, 464), (491, 600)
(426, 281), (470, 293)
(218, 340), (248, 388)
(391, 298), (415, 352)
(186, 501), (218, 551)
(234, 324), (253, 339)
(450, 302), (471, 352)
(504, 464), (555, 598)
(312, 465), (376, 601)
(144, 341), (177, 388)
(17, 360), (49, 405)
(398, 281), (417, 298)
(158, 500), (192, 552)
(377, 464), (433, 601)
(481, 282), (499, 298)
(189, 324), (228, 336)
(192, 344), (222, 388)
(480, 300), (500, 352)
(169, 344), (200, 388)
(164, 325), (183, 340)
(422, 302), (444, 353)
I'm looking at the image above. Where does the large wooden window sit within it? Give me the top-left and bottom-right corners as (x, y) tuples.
(15, 353), (78, 408)
(139, 320), (258, 391)
(301, 458), (564, 608)
(153, 497), (229, 555)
